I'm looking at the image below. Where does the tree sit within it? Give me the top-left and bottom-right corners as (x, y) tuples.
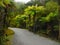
(11, 14), (28, 28)
(26, 0), (42, 6)
(24, 5), (46, 32)
(45, 1), (59, 38)
(15, 2), (26, 14)
(58, 5), (60, 40)
(0, 0), (14, 45)
(45, 1), (58, 12)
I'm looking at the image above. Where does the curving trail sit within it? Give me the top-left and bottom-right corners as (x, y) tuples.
(10, 28), (60, 45)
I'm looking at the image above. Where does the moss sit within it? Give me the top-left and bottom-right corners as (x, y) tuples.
(5, 29), (14, 36)
(5, 29), (14, 45)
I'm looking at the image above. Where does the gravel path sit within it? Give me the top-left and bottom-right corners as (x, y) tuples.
(10, 28), (60, 45)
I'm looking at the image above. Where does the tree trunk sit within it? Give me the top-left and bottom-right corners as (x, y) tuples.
(58, 6), (60, 40)
(0, 7), (6, 45)
(0, 5), (8, 45)
(59, 20), (60, 39)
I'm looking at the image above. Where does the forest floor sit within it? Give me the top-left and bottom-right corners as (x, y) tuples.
(5, 29), (14, 45)
(9, 28), (60, 45)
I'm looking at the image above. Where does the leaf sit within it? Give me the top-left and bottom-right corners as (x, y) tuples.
(4, 0), (10, 4)
(0, 1), (5, 7)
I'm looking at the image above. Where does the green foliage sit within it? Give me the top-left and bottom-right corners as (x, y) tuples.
(24, 6), (36, 15)
(15, 2), (26, 14)
(9, 0), (60, 40)
(54, 25), (59, 31)
(0, 0), (15, 45)
(25, 6), (46, 15)
(11, 14), (28, 27)
(46, 1), (58, 12)
(0, 0), (13, 7)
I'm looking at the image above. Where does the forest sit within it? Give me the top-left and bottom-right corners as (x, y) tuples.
(0, 0), (60, 45)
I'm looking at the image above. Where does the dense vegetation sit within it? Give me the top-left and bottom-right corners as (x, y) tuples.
(10, 0), (60, 40)
(7, 0), (60, 40)
(0, 0), (15, 45)
(0, 0), (60, 45)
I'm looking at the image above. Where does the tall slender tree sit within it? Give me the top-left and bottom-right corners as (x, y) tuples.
(0, 0), (14, 45)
